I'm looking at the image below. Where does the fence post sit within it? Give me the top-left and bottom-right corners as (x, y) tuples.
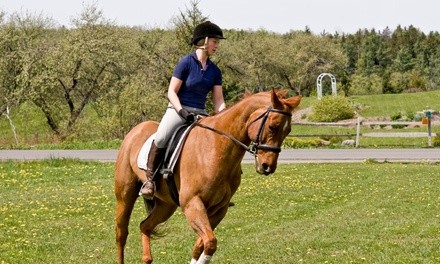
(355, 117), (361, 148)
(427, 111), (432, 147)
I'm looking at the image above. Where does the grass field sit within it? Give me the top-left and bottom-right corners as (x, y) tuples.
(1, 160), (439, 263)
(298, 90), (440, 116)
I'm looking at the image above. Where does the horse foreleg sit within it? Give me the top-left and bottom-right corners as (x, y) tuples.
(189, 202), (230, 264)
(183, 197), (218, 263)
(190, 244), (213, 264)
(195, 251), (213, 264)
(190, 236), (204, 263)
(140, 199), (177, 264)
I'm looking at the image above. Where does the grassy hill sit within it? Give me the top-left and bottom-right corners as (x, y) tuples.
(299, 90), (440, 118)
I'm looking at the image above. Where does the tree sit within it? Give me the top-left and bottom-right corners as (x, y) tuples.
(172, 0), (208, 54)
(10, 3), (147, 139)
(220, 30), (348, 97)
(355, 29), (391, 75)
(350, 73), (383, 95)
(428, 41), (440, 90)
(286, 33), (348, 96)
(0, 11), (55, 129)
(18, 4), (126, 138)
(92, 28), (176, 139)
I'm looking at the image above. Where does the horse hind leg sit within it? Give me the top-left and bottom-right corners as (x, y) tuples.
(140, 199), (178, 264)
(115, 182), (139, 264)
(115, 156), (144, 262)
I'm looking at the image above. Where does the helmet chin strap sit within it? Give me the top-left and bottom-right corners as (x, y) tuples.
(196, 37), (209, 52)
(195, 37), (210, 59)
(203, 36), (208, 49)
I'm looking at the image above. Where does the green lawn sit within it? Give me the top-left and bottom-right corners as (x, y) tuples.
(351, 91), (440, 117)
(299, 90), (440, 117)
(1, 160), (439, 263)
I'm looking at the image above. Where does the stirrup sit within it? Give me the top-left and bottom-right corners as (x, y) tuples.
(139, 181), (155, 199)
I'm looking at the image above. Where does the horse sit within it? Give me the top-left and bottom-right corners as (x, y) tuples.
(114, 89), (301, 264)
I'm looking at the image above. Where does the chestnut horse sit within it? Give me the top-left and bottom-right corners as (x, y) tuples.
(114, 89), (301, 264)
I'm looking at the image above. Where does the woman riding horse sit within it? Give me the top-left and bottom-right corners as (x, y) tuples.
(139, 21), (227, 199)
(115, 89), (301, 264)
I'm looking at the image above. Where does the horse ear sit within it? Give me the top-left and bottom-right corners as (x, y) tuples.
(271, 89), (283, 109)
(285, 96), (302, 110)
(275, 89), (288, 99)
(243, 89), (252, 98)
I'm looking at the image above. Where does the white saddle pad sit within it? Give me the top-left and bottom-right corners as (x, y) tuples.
(137, 132), (156, 171)
(136, 125), (194, 173)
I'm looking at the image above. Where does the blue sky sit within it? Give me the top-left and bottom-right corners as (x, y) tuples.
(1, 0), (439, 34)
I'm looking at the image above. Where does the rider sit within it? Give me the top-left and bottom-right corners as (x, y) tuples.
(140, 21), (227, 198)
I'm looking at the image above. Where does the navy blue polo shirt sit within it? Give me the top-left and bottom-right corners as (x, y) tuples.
(173, 52), (222, 109)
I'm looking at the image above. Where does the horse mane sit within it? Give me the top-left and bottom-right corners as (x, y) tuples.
(217, 89), (290, 115)
(242, 89), (289, 99)
(214, 91), (269, 116)
(203, 89), (287, 128)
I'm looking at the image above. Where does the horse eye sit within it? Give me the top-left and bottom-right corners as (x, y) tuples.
(269, 125), (278, 132)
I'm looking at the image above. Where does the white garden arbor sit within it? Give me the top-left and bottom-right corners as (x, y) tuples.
(316, 73), (337, 99)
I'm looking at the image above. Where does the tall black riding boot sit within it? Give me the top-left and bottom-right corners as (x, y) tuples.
(139, 141), (165, 198)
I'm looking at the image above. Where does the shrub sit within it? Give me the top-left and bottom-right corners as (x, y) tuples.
(390, 110), (414, 128)
(390, 111), (403, 121)
(414, 112), (424, 122)
(350, 73), (383, 95)
(406, 111), (415, 121)
(308, 96), (355, 122)
(282, 137), (324, 148)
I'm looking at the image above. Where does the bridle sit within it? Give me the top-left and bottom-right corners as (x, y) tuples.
(247, 106), (292, 154)
(195, 106), (292, 156)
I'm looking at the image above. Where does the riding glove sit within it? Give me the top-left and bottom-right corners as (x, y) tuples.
(178, 108), (196, 124)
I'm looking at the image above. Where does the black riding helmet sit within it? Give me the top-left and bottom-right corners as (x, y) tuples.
(190, 21), (226, 45)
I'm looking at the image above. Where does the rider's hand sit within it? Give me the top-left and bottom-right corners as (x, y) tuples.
(178, 108), (196, 124)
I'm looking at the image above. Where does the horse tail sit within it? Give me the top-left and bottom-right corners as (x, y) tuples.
(140, 218), (167, 238)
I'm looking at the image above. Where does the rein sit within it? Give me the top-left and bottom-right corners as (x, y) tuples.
(195, 106), (292, 156)
(194, 122), (252, 153)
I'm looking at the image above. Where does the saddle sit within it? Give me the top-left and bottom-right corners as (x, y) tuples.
(137, 123), (196, 205)
(160, 123), (196, 205)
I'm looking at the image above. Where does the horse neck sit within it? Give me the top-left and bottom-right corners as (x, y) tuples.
(205, 95), (270, 145)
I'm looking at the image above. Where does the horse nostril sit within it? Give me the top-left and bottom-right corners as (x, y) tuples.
(262, 163), (270, 173)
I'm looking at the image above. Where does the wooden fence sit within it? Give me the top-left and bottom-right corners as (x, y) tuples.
(291, 117), (436, 147)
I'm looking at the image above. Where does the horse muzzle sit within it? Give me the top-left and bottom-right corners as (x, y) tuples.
(254, 153), (278, 175)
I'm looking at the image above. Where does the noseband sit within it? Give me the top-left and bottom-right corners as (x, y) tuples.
(247, 107), (292, 155)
